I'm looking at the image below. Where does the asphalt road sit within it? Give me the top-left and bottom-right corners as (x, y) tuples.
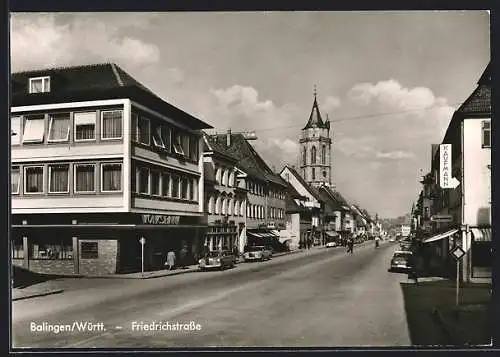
(12, 241), (411, 348)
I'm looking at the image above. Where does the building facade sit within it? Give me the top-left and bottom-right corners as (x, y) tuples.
(10, 63), (212, 275)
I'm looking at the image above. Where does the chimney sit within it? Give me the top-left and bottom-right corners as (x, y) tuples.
(226, 129), (231, 147)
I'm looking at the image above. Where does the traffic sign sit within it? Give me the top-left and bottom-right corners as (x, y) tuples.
(450, 245), (465, 261)
(430, 215), (453, 223)
(139, 237), (146, 245)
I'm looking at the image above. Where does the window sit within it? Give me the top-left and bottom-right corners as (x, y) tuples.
(171, 174), (180, 198)
(75, 164), (95, 193)
(138, 117), (151, 145)
(323, 170), (327, 178)
(148, 170), (159, 196)
(482, 121), (491, 148)
(101, 110), (123, 139)
(29, 76), (50, 93)
(321, 145), (326, 164)
(222, 169), (229, 186)
(161, 125), (171, 152)
(48, 113), (70, 142)
(81, 242), (98, 259)
(222, 198), (227, 215)
(11, 166), (20, 194)
(31, 238), (73, 260)
(74, 112), (96, 141)
(24, 166), (44, 194)
(302, 148), (307, 165)
(152, 125), (165, 148)
(208, 196), (214, 214)
(182, 135), (190, 157)
(101, 163), (122, 192)
(240, 201), (245, 216)
(12, 237), (24, 259)
(229, 171), (235, 187)
(131, 113), (138, 142)
(49, 164), (69, 193)
(311, 146), (317, 164)
(22, 115), (45, 143)
(138, 167), (150, 194)
(312, 168), (316, 180)
(234, 200), (239, 216)
(215, 197), (221, 215)
(173, 132), (184, 155)
(181, 177), (189, 199)
(11, 116), (21, 145)
(189, 136), (199, 161)
(189, 179), (195, 201)
(228, 198), (233, 215)
(162, 172), (171, 197)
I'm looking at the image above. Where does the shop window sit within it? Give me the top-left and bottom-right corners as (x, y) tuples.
(11, 116), (21, 145)
(24, 166), (44, 194)
(162, 172), (171, 197)
(137, 116), (151, 145)
(171, 174), (180, 198)
(471, 241), (491, 278)
(181, 177), (189, 200)
(75, 164), (95, 193)
(31, 237), (73, 260)
(12, 237), (24, 259)
(74, 112), (96, 141)
(81, 242), (98, 259)
(23, 115), (45, 143)
(11, 166), (20, 194)
(29, 76), (50, 93)
(161, 124), (171, 152)
(139, 167), (150, 194)
(189, 136), (198, 161)
(48, 113), (70, 142)
(151, 170), (161, 196)
(101, 110), (123, 140)
(482, 121), (491, 148)
(49, 164), (70, 193)
(101, 163), (122, 192)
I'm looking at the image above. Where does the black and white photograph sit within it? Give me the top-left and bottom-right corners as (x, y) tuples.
(9, 10), (492, 349)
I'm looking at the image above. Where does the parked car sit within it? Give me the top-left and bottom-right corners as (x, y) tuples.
(389, 250), (413, 272)
(243, 246), (272, 262)
(199, 250), (236, 270)
(325, 241), (338, 248)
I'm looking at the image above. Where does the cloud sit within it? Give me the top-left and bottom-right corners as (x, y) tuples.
(11, 13), (161, 72)
(376, 150), (415, 160)
(321, 95), (341, 113)
(335, 135), (377, 159)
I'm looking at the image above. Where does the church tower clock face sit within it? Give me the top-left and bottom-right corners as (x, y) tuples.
(299, 87), (333, 188)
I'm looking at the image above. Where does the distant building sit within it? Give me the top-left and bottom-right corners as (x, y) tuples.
(10, 63), (212, 275)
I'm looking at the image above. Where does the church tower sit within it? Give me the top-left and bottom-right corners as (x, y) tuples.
(299, 87), (333, 188)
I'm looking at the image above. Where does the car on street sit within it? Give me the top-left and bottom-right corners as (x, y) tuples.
(325, 241), (338, 248)
(388, 237), (396, 242)
(243, 246), (272, 262)
(199, 250), (236, 270)
(389, 250), (413, 272)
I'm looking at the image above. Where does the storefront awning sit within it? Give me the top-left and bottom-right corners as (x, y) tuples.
(247, 230), (280, 239)
(471, 227), (492, 242)
(421, 229), (458, 244)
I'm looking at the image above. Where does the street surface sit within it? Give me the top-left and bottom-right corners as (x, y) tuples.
(12, 242), (411, 348)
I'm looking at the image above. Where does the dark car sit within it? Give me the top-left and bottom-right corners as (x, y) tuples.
(389, 251), (413, 272)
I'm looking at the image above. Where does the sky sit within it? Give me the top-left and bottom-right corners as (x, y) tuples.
(10, 11), (490, 218)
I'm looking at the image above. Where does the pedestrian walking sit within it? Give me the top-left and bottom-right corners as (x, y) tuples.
(347, 237), (354, 254)
(179, 245), (188, 269)
(375, 236), (380, 249)
(166, 250), (176, 270)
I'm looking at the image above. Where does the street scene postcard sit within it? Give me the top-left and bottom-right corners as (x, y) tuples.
(9, 11), (492, 349)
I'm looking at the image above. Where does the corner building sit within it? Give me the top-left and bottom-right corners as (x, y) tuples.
(10, 63), (212, 275)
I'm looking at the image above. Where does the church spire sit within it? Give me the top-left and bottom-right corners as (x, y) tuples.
(303, 85), (325, 130)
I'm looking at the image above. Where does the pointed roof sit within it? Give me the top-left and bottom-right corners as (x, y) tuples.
(302, 91), (326, 130)
(280, 165), (324, 202)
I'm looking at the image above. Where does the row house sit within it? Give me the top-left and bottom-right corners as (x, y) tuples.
(280, 165), (324, 246)
(418, 62), (491, 283)
(202, 134), (247, 254)
(10, 63), (212, 275)
(283, 182), (310, 250)
(207, 131), (290, 252)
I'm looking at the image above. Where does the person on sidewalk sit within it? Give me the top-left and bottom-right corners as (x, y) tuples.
(179, 246), (188, 269)
(347, 237), (354, 254)
(375, 236), (380, 249)
(166, 250), (176, 270)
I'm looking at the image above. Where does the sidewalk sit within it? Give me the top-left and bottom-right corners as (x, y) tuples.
(400, 278), (492, 346)
(11, 248), (307, 301)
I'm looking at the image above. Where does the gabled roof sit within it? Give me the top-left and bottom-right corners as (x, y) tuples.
(320, 185), (351, 210)
(207, 134), (286, 186)
(281, 165), (323, 202)
(302, 94), (327, 130)
(11, 63), (212, 130)
(203, 133), (239, 164)
(456, 62), (491, 115)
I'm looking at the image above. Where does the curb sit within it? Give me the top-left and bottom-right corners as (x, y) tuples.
(12, 289), (64, 301)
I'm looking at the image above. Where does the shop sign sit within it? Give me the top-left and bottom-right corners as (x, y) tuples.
(141, 214), (180, 225)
